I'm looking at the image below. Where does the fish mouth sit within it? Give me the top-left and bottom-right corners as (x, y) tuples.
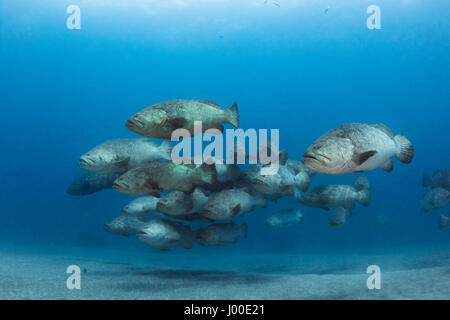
(113, 182), (129, 191)
(302, 153), (328, 166)
(78, 158), (94, 168)
(126, 118), (144, 130)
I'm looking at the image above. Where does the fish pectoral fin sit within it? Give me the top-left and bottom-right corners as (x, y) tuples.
(281, 185), (296, 196)
(169, 117), (188, 130)
(352, 150), (377, 166)
(381, 159), (394, 173)
(280, 184), (295, 192)
(231, 204), (241, 216)
(113, 157), (130, 170)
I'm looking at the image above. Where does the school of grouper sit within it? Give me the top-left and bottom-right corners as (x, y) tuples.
(67, 99), (449, 250)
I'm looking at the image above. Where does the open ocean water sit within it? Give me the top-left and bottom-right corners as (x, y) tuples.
(0, 0), (449, 300)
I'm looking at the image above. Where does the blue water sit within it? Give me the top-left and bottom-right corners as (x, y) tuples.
(0, 0), (449, 299)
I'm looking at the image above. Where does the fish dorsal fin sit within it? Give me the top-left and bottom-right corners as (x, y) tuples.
(373, 124), (394, 137)
(352, 150), (377, 166)
(199, 100), (222, 109)
(113, 157), (130, 171)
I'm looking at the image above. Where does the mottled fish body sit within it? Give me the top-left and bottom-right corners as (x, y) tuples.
(298, 176), (370, 210)
(156, 188), (209, 219)
(122, 196), (159, 219)
(126, 99), (239, 139)
(79, 138), (172, 174)
(422, 187), (450, 212)
(104, 216), (145, 236)
(302, 123), (414, 174)
(112, 161), (217, 197)
(66, 173), (119, 196)
(195, 222), (248, 246)
(265, 209), (303, 228)
(137, 218), (194, 250)
(202, 188), (266, 221)
(423, 170), (450, 191)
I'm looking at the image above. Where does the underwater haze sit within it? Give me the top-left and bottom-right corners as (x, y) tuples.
(0, 0), (449, 299)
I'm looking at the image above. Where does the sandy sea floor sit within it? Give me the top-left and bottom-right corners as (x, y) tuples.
(0, 243), (449, 300)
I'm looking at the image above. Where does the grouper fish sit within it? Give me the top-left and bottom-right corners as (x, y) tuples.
(423, 169), (450, 191)
(112, 161), (217, 197)
(66, 173), (119, 196)
(302, 123), (414, 174)
(421, 187), (450, 212)
(79, 138), (172, 174)
(126, 99), (239, 139)
(201, 188), (266, 221)
(297, 175), (370, 210)
(156, 188), (209, 220)
(265, 209), (303, 228)
(137, 218), (195, 250)
(195, 222), (248, 246)
(122, 196), (160, 219)
(104, 216), (145, 236)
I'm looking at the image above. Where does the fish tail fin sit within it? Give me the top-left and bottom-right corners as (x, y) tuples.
(438, 215), (449, 230)
(295, 171), (310, 192)
(357, 188), (371, 206)
(159, 140), (173, 160)
(240, 223), (248, 238)
(355, 174), (370, 191)
(199, 162), (217, 185)
(394, 134), (414, 164)
(422, 173), (431, 187)
(225, 102), (239, 128)
(296, 209), (303, 221)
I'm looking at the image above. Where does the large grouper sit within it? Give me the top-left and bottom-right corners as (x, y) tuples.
(302, 123), (414, 174)
(126, 99), (239, 139)
(112, 160), (217, 197)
